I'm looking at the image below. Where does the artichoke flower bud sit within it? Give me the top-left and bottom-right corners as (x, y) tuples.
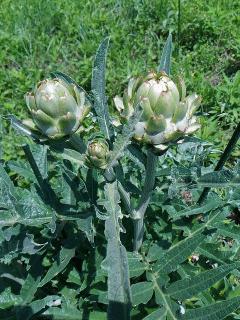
(114, 71), (201, 150)
(86, 139), (109, 169)
(25, 78), (90, 139)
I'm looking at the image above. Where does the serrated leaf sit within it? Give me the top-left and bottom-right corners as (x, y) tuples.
(149, 273), (179, 320)
(209, 223), (240, 240)
(7, 115), (42, 140)
(198, 170), (240, 187)
(106, 104), (142, 169)
(0, 166), (54, 228)
(166, 262), (240, 300)
(67, 267), (82, 286)
(30, 144), (48, 179)
(198, 243), (233, 264)
(102, 182), (131, 320)
(181, 296), (240, 320)
(170, 198), (223, 221)
(17, 295), (60, 320)
(20, 256), (44, 303)
(56, 148), (85, 165)
(146, 243), (165, 262)
(0, 288), (21, 309)
(0, 224), (21, 242)
(39, 246), (75, 287)
(76, 214), (95, 243)
(0, 163), (18, 209)
(0, 233), (42, 263)
(91, 37), (113, 140)
(8, 161), (35, 181)
(153, 232), (205, 274)
(22, 144), (57, 206)
(131, 282), (153, 306)
(128, 252), (145, 278)
(158, 33), (172, 75)
(127, 144), (146, 170)
(15, 188), (54, 227)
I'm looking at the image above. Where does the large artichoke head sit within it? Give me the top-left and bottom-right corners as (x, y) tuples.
(25, 78), (90, 139)
(114, 71), (201, 150)
(85, 139), (109, 169)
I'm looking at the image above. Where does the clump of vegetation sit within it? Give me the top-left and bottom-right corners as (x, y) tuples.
(0, 1), (240, 319)
(0, 33), (240, 320)
(0, 0), (240, 159)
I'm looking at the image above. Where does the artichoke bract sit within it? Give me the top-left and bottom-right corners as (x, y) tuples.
(25, 78), (90, 139)
(114, 71), (201, 150)
(85, 139), (109, 169)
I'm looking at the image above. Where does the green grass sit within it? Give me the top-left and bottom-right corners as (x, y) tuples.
(0, 0), (239, 159)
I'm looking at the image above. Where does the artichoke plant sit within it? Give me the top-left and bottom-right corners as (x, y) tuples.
(114, 71), (201, 150)
(25, 78), (90, 139)
(85, 139), (109, 169)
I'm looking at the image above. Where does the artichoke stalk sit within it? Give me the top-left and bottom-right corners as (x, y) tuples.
(85, 139), (109, 169)
(114, 71), (201, 150)
(25, 78), (90, 139)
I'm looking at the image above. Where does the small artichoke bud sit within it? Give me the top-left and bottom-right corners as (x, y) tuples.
(114, 71), (201, 150)
(86, 139), (109, 169)
(25, 78), (90, 139)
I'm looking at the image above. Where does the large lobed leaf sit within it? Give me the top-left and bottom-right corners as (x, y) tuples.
(102, 182), (132, 320)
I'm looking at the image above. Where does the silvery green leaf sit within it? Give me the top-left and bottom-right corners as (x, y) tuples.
(181, 297), (240, 320)
(8, 160), (35, 181)
(102, 182), (132, 320)
(17, 295), (60, 320)
(0, 288), (22, 309)
(20, 257), (43, 303)
(198, 243), (233, 264)
(198, 170), (240, 187)
(30, 144), (48, 179)
(39, 246), (75, 287)
(126, 144), (146, 170)
(91, 37), (113, 140)
(170, 197), (224, 221)
(106, 104), (142, 170)
(0, 233), (42, 263)
(153, 232), (205, 275)
(127, 252), (145, 278)
(158, 33), (172, 75)
(212, 223), (240, 240)
(166, 262), (240, 300)
(7, 115), (43, 140)
(131, 282), (153, 306)
(54, 148), (85, 165)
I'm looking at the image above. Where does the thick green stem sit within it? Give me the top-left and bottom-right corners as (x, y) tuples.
(133, 149), (158, 251)
(177, 0), (181, 57)
(133, 218), (144, 252)
(198, 122), (240, 204)
(68, 133), (86, 153)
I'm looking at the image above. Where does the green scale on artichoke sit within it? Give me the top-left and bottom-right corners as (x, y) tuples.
(24, 77), (90, 139)
(114, 71), (201, 150)
(85, 139), (109, 169)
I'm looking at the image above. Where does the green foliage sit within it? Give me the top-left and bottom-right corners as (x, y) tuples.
(0, 1), (240, 320)
(0, 0), (240, 158)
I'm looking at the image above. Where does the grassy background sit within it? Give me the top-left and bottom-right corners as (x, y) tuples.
(0, 0), (239, 160)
